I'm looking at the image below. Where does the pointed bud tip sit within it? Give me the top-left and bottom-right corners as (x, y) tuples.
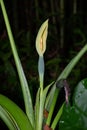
(36, 19), (49, 56)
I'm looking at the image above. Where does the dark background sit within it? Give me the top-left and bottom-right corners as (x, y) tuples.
(0, 0), (87, 129)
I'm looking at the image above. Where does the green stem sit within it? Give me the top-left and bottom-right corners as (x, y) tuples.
(51, 103), (65, 130)
(38, 56), (44, 93)
(0, 0), (34, 126)
(38, 97), (43, 130)
(46, 88), (59, 126)
(38, 56), (45, 130)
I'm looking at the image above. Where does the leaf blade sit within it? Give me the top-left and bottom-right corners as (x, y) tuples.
(0, 105), (19, 130)
(0, 0), (34, 126)
(38, 82), (54, 130)
(0, 94), (33, 130)
(45, 44), (87, 112)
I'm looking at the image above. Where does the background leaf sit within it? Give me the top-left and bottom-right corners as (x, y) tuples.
(59, 78), (87, 130)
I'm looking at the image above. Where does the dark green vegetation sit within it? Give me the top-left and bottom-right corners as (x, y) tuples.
(59, 78), (87, 130)
(0, 0), (87, 130)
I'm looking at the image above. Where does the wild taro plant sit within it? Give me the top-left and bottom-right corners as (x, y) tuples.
(0, 0), (87, 130)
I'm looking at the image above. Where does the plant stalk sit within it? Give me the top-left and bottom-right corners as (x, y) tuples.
(46, 88), (59, 126)
(0, 0), (34, 126)
(51, 102), (65, 129)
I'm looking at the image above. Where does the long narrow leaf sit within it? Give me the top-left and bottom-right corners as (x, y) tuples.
(0, 0), (34, 126)
(46, 88), (59, 126)
(45, 44), (87, 111)
(38, 82), (54, 130)
(57, 44), (87, 80)
(51, 102), (65, 130)
(0, 94), (33, 130)
(0, 106), (19, 130)
(45, 83), (57, 111)
(35, 88), (40, 130)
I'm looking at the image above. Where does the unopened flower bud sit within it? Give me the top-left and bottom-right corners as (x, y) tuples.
(36, 19), (48, 56)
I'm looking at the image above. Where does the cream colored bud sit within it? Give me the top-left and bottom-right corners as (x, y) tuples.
(36, 19), (48, 56)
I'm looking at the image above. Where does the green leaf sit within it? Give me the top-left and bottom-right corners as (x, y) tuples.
(51, 102), (65, 130)
(45, 44), (87, 112)
(57, 44), (87, 80)
(0, 0), (34, 126)
(38, 82), (54, 130)
(59, 78), (87, 130)
(59, 105), (83, 130)
(45, 83), (56, 111)
(0, 94), (33, 130)
(35, 88), (40, 130)
(0, 106), (19, 130)
(73, 78), (87, 115)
